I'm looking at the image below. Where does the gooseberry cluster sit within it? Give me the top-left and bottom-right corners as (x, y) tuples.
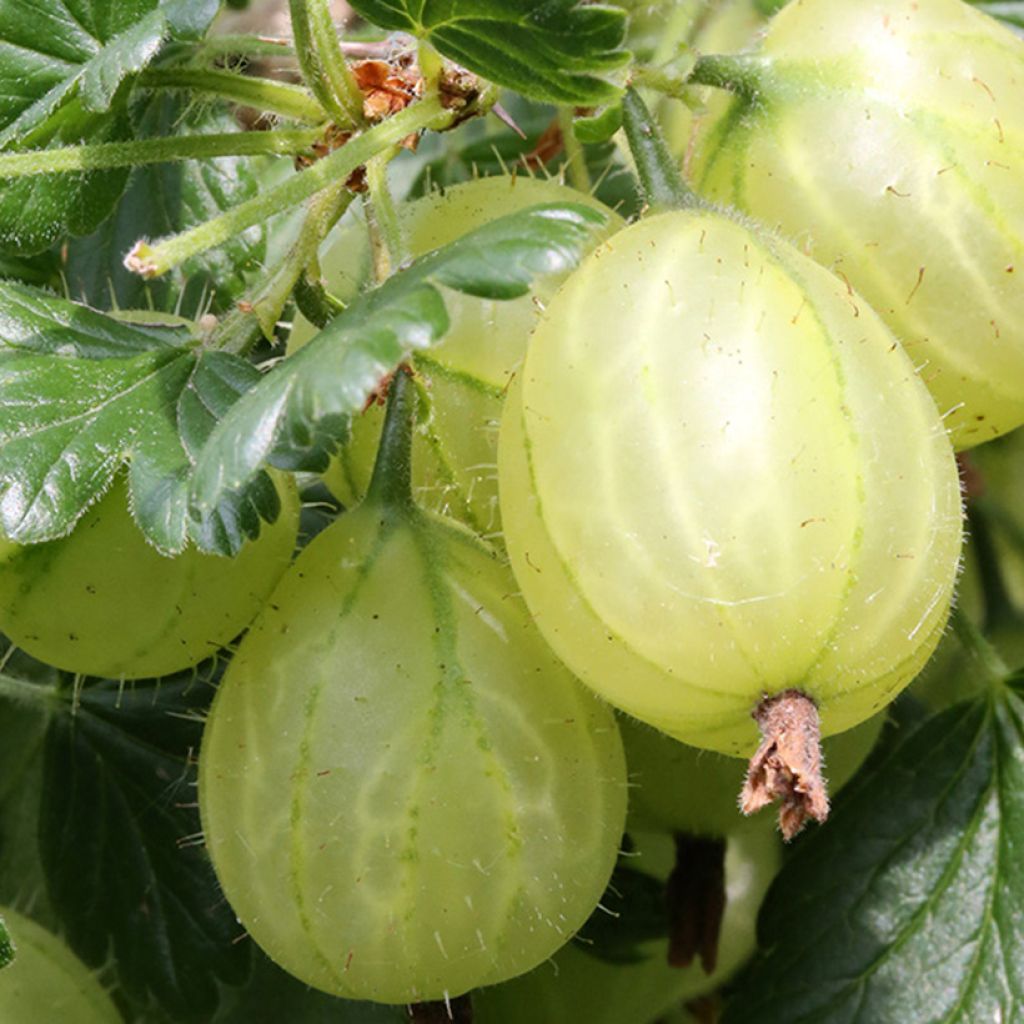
(1, 0), (1020, 1019)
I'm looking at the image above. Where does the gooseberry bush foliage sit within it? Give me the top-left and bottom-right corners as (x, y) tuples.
(0, 0), (1023, 1022)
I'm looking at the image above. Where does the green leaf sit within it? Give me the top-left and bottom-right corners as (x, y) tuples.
(0, 0), (218, 144)
(38, 668), (249, 1022)
(0, 280), (191, 357)
(214, 950), (406, 1024)
(0, 104), (133, 254)
(722, 680), (1024, 1024)
(0, 294), (279, 554)
(0, 0), (219, 252)
(577, 864), (668, 965)
(0, 650), (57, 919)
(346, 0), (629, 105)
(64, 95), (268, 315)
(191, 202), (610, 513)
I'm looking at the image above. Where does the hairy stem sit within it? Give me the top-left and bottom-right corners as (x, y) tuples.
(306, 0), (366, 126)
(140, 68), (327, 123)
(0, 129), (319, 179)
(197, 34), (295, 58)
(250, 182), (355, 341)
(365, 366), (416, 511)
(558, 107), (591, 193)
(126, 93), (457, 279)
(365, 150), (403, 279)
(289, 0), (361, 128)
(688, 54), (768, 100)
(621, 87), (702, 212)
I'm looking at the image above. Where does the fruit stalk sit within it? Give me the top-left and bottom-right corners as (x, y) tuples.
(620, 87), (701, 212)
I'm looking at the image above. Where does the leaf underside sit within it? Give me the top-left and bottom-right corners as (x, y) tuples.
(347, 0), (629, 105)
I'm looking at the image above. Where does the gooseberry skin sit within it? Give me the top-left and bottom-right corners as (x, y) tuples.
(693, 0), (1024, 448)
(0, 477), (299, 679)
(198, 501), (628, 1004)
(289, 175), (623, 533)
(498, 210), (963, 756)
(473, 825), (781, 1024)
(0, 907), (120, 1024)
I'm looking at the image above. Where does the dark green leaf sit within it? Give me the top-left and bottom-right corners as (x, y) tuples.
(0, 249), (62, 289)
(0, 0), (218, 144)
(346, 0), (629, 105)
(723, 680), (1024, 1024)
(0, 0), (219, 252)
(0, 671), (53, 929)
(576, 864), (668, 965)
(64, 95), (267, 315)
(39, 669), (249, 1022)
(0, 281), (190, 357)
(214, 950), (406, 1024)
(0, 105), (133, 254)
(0, 915), (11, 969)
(190, 202), (609, 513)
(0, 300), (278, 554)
(0, 652), (56, 919)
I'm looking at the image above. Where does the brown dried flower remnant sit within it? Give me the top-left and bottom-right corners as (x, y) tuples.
(741, 689), (829, 840)
(353, 57), (424, 121)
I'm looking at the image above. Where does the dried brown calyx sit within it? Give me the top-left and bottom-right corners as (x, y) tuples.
(354, 56), (424, 121)
(741, 689), (829, 840)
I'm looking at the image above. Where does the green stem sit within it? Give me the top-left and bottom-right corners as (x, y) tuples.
(418, 40), (444, 90)
(126, 93), (457, 279)
(0, 129), (319, 179)
(364, 150), (403, 279)
(620, 87), (702, 212)
(289, 0), (360, 128)
(951, 605), (1011, 688)
(250, 183), (354, 341)
(632, 64), (695, 101)
(365, 366), (416, 511)
(197, 34), (295, 58)
(558, 107), (591, 194)
(140, 68), (326, 123)
(688, 54), (768, 100)
(306, 0), (366, 127)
